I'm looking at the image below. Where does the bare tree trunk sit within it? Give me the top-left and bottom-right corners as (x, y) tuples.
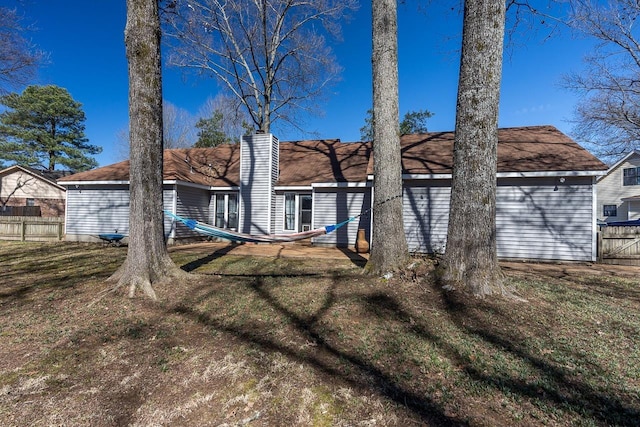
(439, 0), (506, 297)
(365, 0), (409, 275)
(109, 0), (186, 300)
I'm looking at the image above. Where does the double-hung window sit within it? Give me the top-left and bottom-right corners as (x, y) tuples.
(603, 204), (617, 217)
(215, 193), (238, 229)
(623, 167), (640, 186)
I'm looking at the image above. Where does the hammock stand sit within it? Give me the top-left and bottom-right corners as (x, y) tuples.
(164, 211), (356, 244)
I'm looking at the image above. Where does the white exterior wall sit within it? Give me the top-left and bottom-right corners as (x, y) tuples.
(596, 153), (640, 222)
(311, 188), (371, 247)
(174, 184), (210, 240)
(403, 181), (452, 254)
(64, 184), (176, 242)
(496, 177), (594, 261)
(240, 134), (278, 235)
(403, 177), (596, 261)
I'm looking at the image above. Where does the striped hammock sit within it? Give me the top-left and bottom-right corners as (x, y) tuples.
(164, 211), (356, 243)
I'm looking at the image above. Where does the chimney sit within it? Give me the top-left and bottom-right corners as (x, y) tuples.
(239, 133), (279, 235)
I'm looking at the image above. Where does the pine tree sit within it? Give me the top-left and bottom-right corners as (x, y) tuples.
(0, 85), (100, 171)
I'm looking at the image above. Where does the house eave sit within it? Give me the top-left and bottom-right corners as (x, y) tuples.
(59, 180), (130, 186)
(392, 170), (607, 180)
(274, 185), (313, 191)
(312, 182), (371, 188)
(1, 164), (67, 191)
(210, 186), (240, 191)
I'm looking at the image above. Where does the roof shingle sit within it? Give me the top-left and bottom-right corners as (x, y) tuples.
(58, 125), (607, 186)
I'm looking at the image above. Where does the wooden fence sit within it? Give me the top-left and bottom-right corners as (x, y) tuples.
(0, 216), (64, 242)
(598, 225), (640, 266)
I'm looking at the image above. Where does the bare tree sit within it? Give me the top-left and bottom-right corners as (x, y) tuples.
(0, 172), (34, 212)
(0, 7), (44, 94)
(365, 0), (409, 275)
(163, 0), (357, 133)
(562, 0), (640, 161)
(163, 100), (196, 148)
(197, 94), (251, 142)
(109, 0), (186, 300)
(439, 0), (507, 297)
(114, 99), (197, 160)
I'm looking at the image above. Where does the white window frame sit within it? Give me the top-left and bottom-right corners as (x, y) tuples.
(284, 192), (297, 231)
(214, 193), (238, 230)
(283, 192), (312, 232)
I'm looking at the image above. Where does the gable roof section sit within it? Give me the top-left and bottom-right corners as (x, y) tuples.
(596, 150), (640, 182)
(59, 125), (607, 186)
(0, 165), (67, 191)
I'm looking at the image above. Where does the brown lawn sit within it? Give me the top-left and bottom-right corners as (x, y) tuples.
(0, 241), (638, 426)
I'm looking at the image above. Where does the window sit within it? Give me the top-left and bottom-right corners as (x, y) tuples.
(623, 167), (640, 186)
(300, 195), (312, 231)
(603, 205), (617, 217)
(214, 193), (238, 229)
(284, 193), (296, 231)
(284, 193), (312, 231)
(26, 198), (35, 206)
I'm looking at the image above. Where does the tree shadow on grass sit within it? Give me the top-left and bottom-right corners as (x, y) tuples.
(437, 289), (640, 426)
(179, 243), (242, 272)
(170, 267), (640, 425)
(171, 276), (467, 426)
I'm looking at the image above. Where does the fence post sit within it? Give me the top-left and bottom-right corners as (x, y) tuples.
(58, 221), (63, 241)
(21, 219), (26, 241)
(597, 231), (602, 262)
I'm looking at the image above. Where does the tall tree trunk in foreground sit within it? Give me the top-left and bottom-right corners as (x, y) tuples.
(439, 0), (506, 297)
(365, 0), (409, 275)
(109, 0), (186, 299)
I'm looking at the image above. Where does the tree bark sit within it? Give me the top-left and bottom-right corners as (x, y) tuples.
(439, 0), (506, 297)
(110, 0), (186, 300)
(365, 0), (409, 275)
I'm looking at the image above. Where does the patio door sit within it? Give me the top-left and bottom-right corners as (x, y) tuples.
(215, 193), (238, 230)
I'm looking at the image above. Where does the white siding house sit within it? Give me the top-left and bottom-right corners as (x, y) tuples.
(59, 126), (608, 261)
(596, 151), (640, 223)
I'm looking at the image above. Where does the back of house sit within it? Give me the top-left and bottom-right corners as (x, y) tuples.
(58, 125), (608, 262)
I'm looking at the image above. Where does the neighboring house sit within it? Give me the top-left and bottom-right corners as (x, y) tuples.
(596, 151), (640, 224)
(0, 165), (69, 217)
(58, 125), (608, 261)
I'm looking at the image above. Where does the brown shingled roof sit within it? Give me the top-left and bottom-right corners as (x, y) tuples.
(371, 125), (607, 175)
(59, 125), (606, 186)
(277, 140), (371, 185)
(59, 145), (241, 187)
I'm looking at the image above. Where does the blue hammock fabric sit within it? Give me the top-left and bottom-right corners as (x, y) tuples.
(164, 211), (355, 243)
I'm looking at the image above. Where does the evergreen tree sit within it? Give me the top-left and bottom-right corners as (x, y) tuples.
(0, 85), (100, 171)
(194, 111), (232, 147)
(360, 108), (434, 141)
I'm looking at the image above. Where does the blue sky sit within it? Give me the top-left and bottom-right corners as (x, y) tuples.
(7, 0), (594, 167)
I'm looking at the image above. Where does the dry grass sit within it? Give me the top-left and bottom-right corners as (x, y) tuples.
(0, 241), (639, 426)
